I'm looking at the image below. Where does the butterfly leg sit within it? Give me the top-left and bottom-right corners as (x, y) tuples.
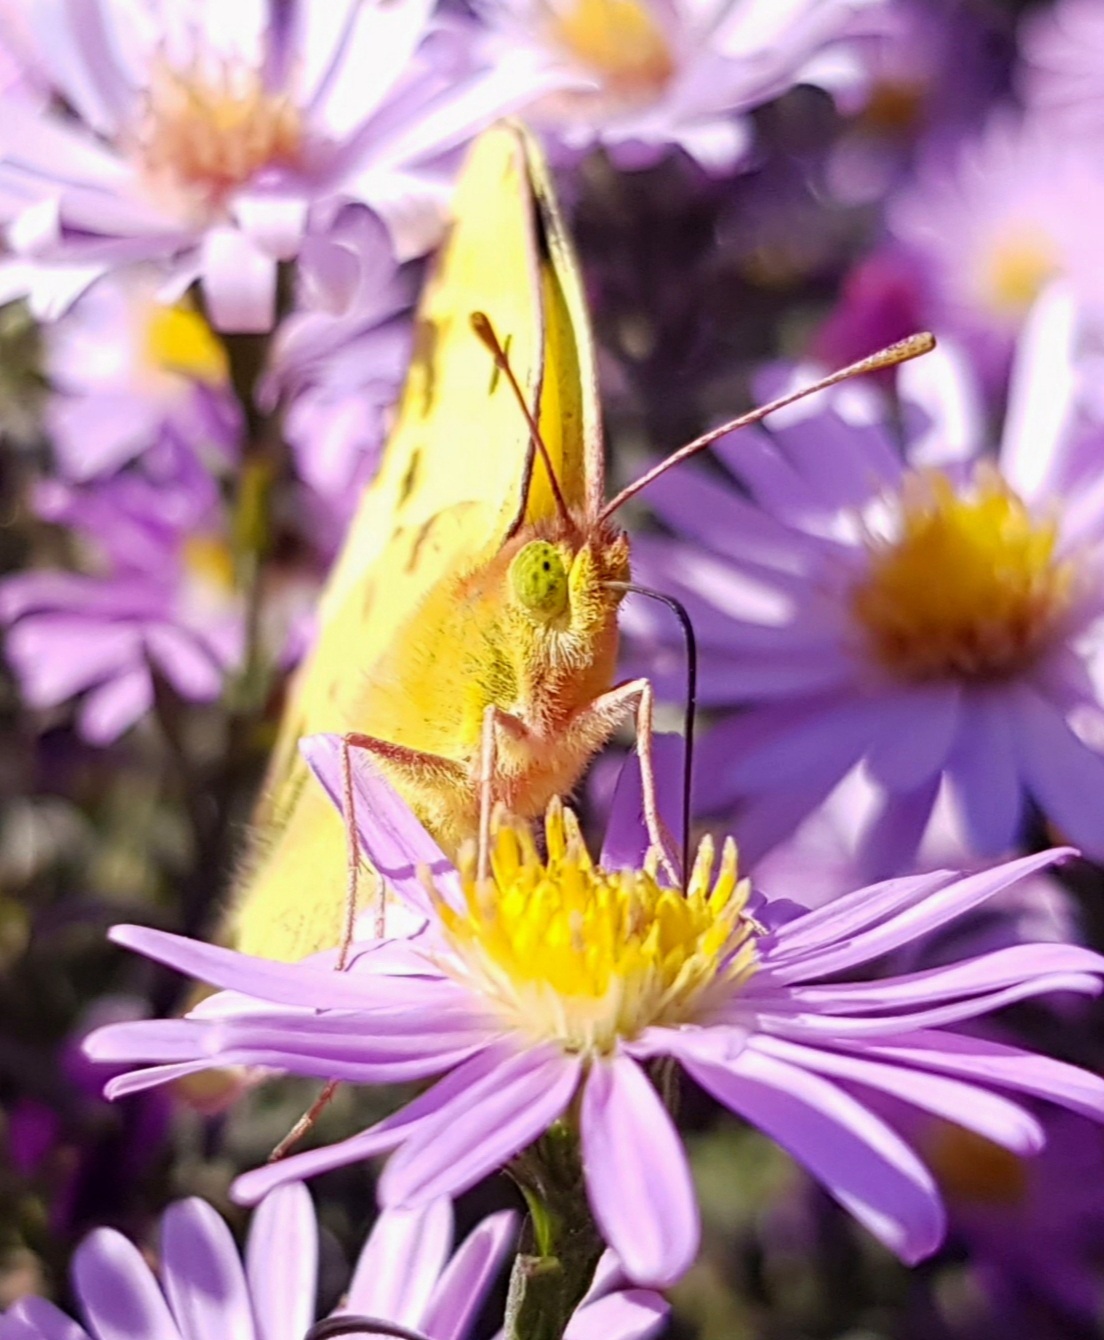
(342, 731), (467, 944)
(475, 704), (531, 884)
(270, 732), (466, 1167)
(564, 678), (680, 884)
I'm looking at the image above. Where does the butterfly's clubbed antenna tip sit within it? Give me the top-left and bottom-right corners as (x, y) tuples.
(469, 310), (574, 529)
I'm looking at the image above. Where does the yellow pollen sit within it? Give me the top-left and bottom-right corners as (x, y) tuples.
(924, 1123), (1029, 1208)
(144, 301), (227, 384)
(548, 0), (674, 99)
(851, 467), (1073, 682)
(983, 227), (1059, 319)
(434, 800), (756, 1055)
(181, 534), (236, 597)
(136, 61), (303, 209)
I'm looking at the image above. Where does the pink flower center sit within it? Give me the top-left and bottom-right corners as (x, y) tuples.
(134, 61), (303, 212)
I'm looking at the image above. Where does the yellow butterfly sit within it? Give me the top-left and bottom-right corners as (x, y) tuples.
(229, 121), (932, 964)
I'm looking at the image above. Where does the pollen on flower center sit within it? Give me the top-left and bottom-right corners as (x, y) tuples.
(135, 61), (303, 210)
(548, 0), (675, 99)
(435, 801), (756, 1054)
(851, 467), (1074, 682)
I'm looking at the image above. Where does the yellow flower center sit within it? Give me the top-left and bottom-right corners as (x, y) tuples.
(144, 301), (227, 384)
(924, 1123), (1029, 1208)
(982, 226), (1059, 320)
(548, 0), (675, 100)
(435, 801), (756, 1055)
(851, 467), (1074, 682)
(181, 534), (236, 598)
(135, 61), (303, 210)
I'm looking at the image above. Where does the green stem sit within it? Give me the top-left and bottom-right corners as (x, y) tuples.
(505, 1122), (605, 1340)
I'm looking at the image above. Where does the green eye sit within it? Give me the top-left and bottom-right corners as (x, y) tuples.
(510, 541), (568, 619)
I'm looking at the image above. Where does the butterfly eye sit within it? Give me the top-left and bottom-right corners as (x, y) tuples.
(510, 541), (569, 619)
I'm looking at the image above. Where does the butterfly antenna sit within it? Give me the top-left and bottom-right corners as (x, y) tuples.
(470, 311), (575, 529)
(599, 332), (936, 522)
(607, 584), (697, 889)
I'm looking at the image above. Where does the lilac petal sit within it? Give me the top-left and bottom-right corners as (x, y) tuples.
(763, 849), (1074, 982)
(381, 1047), (582, 1205)
(854, 776), (941, 884)
(862, 685), (961, 791)
(760, 973), (1102, 1039)
(232, 195), (308, 262)
(105, 1059), (240, 1099)
(106, 924), (443, 1009)
(345, 1199), (452, 1325)
(72, 1229), (181, 1340)
(200, 227), (276, 333)
(160, 1199), (255, 1340)
(565, 1290), (669, 1340)
(580, 1056), (698, 1288)
(301, 733), (458, 914)
(246, 1184), (318, 1340)
(749, 1036), (1043, 1153)
(420, 1211), (518, 1340)
(600, 734), (683, 872)
(1012, 684), (1104, 857)
(843, 1030), (1104, 1122)
(784, 942), (1104, 1013)
(312, 0), (434, 135)
(232, 1044), (531, 1205)
(765, 869), (958, 959)
(944, 689), (1023, 854)
(1000, 283), (1076, 503)
(2, 1297), (90, 1340)
(679, 1046), (944, 1263)
(4, 616), (140, 705)
(78, 666), (153, 744)
(146, 626), (225, 701)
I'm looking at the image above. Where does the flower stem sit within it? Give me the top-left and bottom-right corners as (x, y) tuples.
(505, 1123), (605, 1340)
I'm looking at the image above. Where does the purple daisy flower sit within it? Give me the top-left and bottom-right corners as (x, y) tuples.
(0, 0), (556, 329)
(0, 441), (243, 743)
(84, 738), (1104, 1287)
(0, 1179), (666, 1340)
(919, 1108), (1104, 1335)
(44, 267), (240, 480)
(471, 0), (885, 172)
(262, 203), (412, 532)
(630, 285), (1104, 873)
(888, 108), (1104, 377)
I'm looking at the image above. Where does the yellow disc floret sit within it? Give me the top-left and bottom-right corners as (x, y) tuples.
(548, 0), (675, 100)
(434, 800), (757, 1055)
(851, 466), (1074, 682)
(136, 60), (303, 211)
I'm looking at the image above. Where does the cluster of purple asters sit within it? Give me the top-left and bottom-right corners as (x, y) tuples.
(5, 1), (1104, 1338)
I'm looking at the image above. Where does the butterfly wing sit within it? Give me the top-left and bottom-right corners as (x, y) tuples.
(230, 123), (600, 961)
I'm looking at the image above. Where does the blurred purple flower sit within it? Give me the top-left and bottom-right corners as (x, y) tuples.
(889, 108), (1104, 378)
(473, 0), (886, 172)
(1019, 0), (1104, 141)
(85, 740), (1104, 1285)
(0, 0), (555, 330)
(44, 268), (240, 481)
(921, 1109), (1104, 1335)
(630, 287), (1104, 872)
(0, 1182), (665, 1340)
(263, 203), (412, 531)
(0, 442), (242, 743)
(823, 0), (1006, 206)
